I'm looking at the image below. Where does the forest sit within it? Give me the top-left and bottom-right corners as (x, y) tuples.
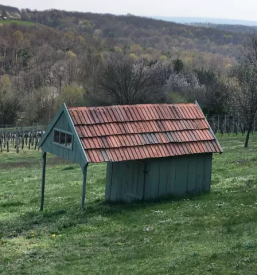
(1, 6), (257, 146)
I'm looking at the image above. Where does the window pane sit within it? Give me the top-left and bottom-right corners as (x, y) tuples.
(66, 134), (72, 147)
(54, 130), (59, 143)
(60, 132), (65, 145)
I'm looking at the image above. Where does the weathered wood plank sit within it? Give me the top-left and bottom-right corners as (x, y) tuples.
(166, 157), (176, 195)
(144, 160), (152, 200)
(159, 159), (168, 197)
(196, 154), (204, 192)
(149, 160), (160, 199)
(187, 154), (197, 193)
(126, 161), (135, 202)
(116, 162), (123, 201)
(132, 162), (138, 198)
(105, 162), (112, 201)
(174, 156), (188, 195)
(110, 162), (119, 201)
(137, 161), (145, 200)
(203, 153), (212, 192)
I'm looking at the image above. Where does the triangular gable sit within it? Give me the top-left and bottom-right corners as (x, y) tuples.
(39, 103), (88, 167)
(38, 104), (65, 148)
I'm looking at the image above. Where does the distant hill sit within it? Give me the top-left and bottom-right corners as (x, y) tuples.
(0, 6), (253, 124)
(0, 6), (253, 70)
(22, 10), (247, 57)
(0, 4), (20, 19)
(152, 16), (257, 26)
(190, 23), (257, 34)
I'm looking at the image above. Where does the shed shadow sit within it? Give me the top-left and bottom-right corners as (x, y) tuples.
(86, 191), (211, 216)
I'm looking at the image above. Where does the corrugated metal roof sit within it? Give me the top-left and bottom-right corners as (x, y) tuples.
(68, 103), (222, 163)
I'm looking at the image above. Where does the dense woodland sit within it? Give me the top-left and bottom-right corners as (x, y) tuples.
(21, 9), (245, 65)
(1, 6), (257, 146)
(191, 23), (257, 34)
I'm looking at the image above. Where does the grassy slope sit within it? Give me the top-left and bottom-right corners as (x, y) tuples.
(0, 20), (34, 26)
(1, 134), (257, 274)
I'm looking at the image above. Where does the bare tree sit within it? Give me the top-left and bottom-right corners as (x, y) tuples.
(97, 57), (167, 105)
(231, 33), (257, 147)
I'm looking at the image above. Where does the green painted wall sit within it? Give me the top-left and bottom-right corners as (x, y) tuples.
(41, 111), (86, 167)
(106, 153), (213, 202)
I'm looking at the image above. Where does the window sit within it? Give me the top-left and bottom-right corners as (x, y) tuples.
(53, 129), (73, 149)
(66, 133), (72, 147)
(54, 130), (59, 143)
(60, 132), (65, 145)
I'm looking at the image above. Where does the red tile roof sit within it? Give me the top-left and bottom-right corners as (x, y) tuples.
(68, 104), (222, 163)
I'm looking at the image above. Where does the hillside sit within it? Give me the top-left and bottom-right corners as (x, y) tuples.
(0, 6), (251, 63)
(21, 9), (246, 61)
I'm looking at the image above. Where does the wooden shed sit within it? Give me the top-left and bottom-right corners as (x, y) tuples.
(38, 102), (222, 210)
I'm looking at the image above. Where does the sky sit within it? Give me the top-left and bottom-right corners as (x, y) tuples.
(2, 0), (257, 21)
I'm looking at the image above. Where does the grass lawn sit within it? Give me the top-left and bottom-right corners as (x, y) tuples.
(1, 134), (257, 274)
(0, 20), (34, 26)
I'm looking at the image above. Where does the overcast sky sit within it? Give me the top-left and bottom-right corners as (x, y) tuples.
(2, 0), (257, 21)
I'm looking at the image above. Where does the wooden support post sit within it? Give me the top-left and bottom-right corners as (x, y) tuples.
(40, 152), (47, 211)
(81, 164), (88, 211)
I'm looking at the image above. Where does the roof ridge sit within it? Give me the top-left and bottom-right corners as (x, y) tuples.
(67, 103), (197, 110)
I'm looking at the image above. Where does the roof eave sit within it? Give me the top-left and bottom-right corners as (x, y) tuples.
(64, 103), (89, 165)
(195, 100), (223, 154)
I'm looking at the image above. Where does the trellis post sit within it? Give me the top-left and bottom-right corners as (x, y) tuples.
(218, 114), (220, 132)
(224, 114), (227, 133)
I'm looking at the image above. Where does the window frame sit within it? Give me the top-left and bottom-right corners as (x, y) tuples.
(53, 128), (73, 150)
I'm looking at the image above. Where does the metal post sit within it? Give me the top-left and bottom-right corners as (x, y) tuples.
(81, 164), (88, 211)
(40, 152), (47, 211)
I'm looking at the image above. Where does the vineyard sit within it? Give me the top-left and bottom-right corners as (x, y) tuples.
(207, 114), (257, 135)
(0, 126), (45, 153)
(0, 114), (256, 153)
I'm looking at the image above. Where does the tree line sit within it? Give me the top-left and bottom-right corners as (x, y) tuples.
(0, 23), (228, 125)
(1, 19), (257, 147)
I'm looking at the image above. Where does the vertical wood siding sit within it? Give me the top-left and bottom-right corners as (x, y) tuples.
(105, 154), (213, 202)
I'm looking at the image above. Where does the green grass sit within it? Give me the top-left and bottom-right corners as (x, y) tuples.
(1, 134), (257, 274)
(0, 20), (34, 26)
